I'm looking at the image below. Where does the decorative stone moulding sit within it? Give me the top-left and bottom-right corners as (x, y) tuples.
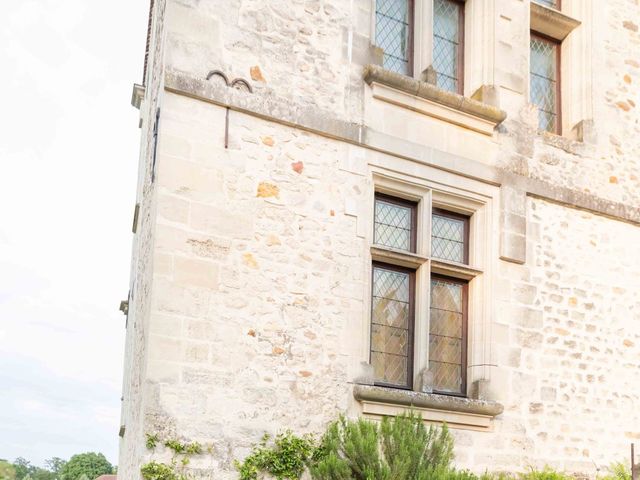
(205, 69), (253, 93)
(353, 384), (504, 432)
(530, 2), (581, 41)
(363, 64), (507, 136)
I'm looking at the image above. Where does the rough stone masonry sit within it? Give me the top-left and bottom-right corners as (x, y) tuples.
(119, 1), (640, 479)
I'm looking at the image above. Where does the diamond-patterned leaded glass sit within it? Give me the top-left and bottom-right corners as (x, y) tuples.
(374, 195), (415, 252)
(429, 278), (465, 394)
(432, 0), (463, 93)
(376, 0), (412, 75)
(530, 34), (559, 133)
(431, 211), (467, 263)
(371, 265), (413, 388)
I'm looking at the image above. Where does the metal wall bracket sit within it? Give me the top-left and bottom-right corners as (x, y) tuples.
(205, 70), (253, 148)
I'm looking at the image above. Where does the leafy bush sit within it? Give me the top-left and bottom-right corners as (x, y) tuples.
(235, 432), (316, 480)
(599, 462), (631, 480)
(310, 412), (455, 480)
(141, 433), (211, 480)
(519, 467), (573, 480)
(140, 460), (179, 480)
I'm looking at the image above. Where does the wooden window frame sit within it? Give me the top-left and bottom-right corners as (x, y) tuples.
(374, 192), (418, 253)
(530, 31), (562, 135)
(407, 0), (415, 76)
(368, 190), (477, 397)
(429, 273), (468, 397)
(370, 262), (416, 390)
(431, 207), (470, 265)
(453, 0), (465, 95)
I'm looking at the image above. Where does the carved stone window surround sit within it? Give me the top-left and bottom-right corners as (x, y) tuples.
(356, 167), (501, 430)
(528, 0), (590, 139)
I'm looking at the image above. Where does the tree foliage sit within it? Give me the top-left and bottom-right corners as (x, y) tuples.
(58, 452), (113, 480)
(43, 458), (66, 476)
(0, 460), (17, 480)
(11, 459), (31, 480)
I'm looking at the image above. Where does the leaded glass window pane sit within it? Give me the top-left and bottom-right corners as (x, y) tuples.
(530, 35), (559, 133)
(432, 0), (463, 93)
(374, 195), (415, 252)
(429, 278), (465, 394)
(376, 0), (412, 75)
(431, 211), (467, 263)
(371, 266), (413, 388)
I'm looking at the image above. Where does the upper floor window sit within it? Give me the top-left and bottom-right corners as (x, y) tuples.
(432, 0), (464, 94)
(530, 33), (560, 133)
(375, 0), (414, 75)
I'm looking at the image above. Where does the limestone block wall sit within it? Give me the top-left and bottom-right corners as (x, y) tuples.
(164, 0), (369, 123)
(139, 92), (368, 476)
(118, 0), (166, 478)
(119, 0), (640, 478)
(484, 197), (640, 473)
(122, 90), (640, 478)
(158, 0), (640, 206)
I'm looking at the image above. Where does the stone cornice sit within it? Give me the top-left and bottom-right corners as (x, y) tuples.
(530, 2), (581, 41)
(363, 64), (507, 127)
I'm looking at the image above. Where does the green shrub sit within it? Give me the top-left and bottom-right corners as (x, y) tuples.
(599, 462), (631, 480)
(140, 460), (179, 480)
(310, 412), (455, 480)
(519, 467), (573, 480)
(235, 431), (316, 480)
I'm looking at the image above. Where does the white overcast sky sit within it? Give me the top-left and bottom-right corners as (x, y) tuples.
(0, 0), (149, 467)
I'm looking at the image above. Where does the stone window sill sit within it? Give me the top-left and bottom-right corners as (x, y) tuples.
(539, 129), (589, 156)
(353, 384), (503, 431)
(530, 2), (581, 41)
(363, 64), (507, 136)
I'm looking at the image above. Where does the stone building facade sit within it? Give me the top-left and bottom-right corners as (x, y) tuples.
(119, 0), (640, 478)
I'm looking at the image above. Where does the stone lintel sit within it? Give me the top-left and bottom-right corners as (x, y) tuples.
(530, 2), (581, 41)
(363, 64), (507, 126)
(353, 384), (504, 417)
